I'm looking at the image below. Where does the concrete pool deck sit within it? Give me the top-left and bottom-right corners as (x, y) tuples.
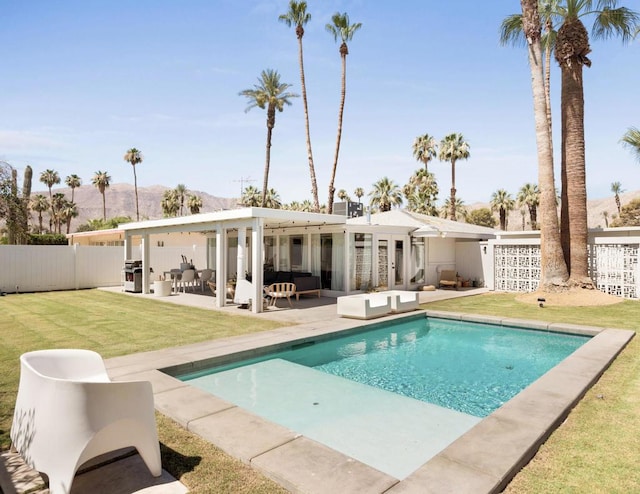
(99, 289), (634, 494)
(3, 288), (634, 493)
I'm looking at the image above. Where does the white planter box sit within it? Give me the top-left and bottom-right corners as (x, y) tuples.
(153, 280), (173, 297)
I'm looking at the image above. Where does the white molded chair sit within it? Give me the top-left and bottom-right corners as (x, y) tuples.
(179, 268), (196, 292)
(198, 268), (214, 292)
(10, 349), (161, 494)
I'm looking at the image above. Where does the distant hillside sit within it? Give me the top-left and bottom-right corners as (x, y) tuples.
(26, 183), (640, 233)
(468, 190), (640, 231)
(30, 183), (239, 232)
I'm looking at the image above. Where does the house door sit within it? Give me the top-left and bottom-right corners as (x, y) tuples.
(377, 236), (405, 290)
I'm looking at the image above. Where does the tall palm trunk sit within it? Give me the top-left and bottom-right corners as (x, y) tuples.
(327, 43), (348, 214)
(297, 28), (319, 212)
(47, 188), (53, 232)
(262, 105), (275, 207)
(521, 0), (568, 288)
(133, 167), (139, 221)
(449, 159), (457, 221)
(561, 56), (591, 284)
(544, 18), (554, 150)
(557, 17), (593, 287)
(530, 204), (538, 229)
(101, 188), (106, 220)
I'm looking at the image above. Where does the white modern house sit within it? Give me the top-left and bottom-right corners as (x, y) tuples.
(117, 207), (496, 313)
(5, 207), (637, 302)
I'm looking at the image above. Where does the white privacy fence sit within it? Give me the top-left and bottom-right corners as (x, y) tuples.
(0, 245), (123, 293)
(0, 245), (207, 294)
(491, 236), (640, 299)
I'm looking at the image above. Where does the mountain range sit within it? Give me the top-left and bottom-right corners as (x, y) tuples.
(31, 183), (239, 231)
(30, 183), (638, 233)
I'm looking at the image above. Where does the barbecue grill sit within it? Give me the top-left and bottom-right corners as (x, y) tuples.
(123, 260), (142, 293)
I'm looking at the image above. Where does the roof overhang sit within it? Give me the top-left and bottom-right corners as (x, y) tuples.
(118, 207), (347, 236)
(412, 225), (494, 240)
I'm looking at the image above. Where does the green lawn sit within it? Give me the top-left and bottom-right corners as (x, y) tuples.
(0, 289), (287, 494)
(1, 290), (638, 492)
(425, 293), (640, 493)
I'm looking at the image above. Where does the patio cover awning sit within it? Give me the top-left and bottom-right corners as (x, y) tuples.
(118, 207), (347, 236)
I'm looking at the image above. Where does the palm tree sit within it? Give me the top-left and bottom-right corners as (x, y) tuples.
(30, 194), (49, 234)
(263, 188), (282, 209)
(403, 169), (439, 216)
(369, 177), (402, 212)
(161, 189), (180, 217)
(354, 187), (364, 203)
(491, 189), (515, 231)
(50, 193), (66, 233)
(602, 210), (610, 227)
(621, 126), (640, 162)
(337, 189), (350, 202)
(412, 133), (438, 173)
(64, 174), (82, 203)
(300, 199), (313, 212)
(611, 181), (624, 213)
(59, 200), (78, 234)
(39, 169), (60, 231)
(123, 147), (143, 221)
(279, 1), (319, 212)
(438, 133), (470, 221)
(440, 198), (467, 221)
(240, 185), (262, 207)
(515, 0), (569, 289)
(187, 194), (202, 214)
(325, 12), (362, 214)
(501, 1), (561, 148)
(92, 170), (111, 221)
(555, 0), (638, 285)
(240, 69), (298, 207)
(517, 183), (540, 229)
(175, 184), (187, 216)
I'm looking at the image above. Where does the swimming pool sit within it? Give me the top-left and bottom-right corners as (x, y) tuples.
(148, 311), (632, 486)
(181, 316), (589, 417)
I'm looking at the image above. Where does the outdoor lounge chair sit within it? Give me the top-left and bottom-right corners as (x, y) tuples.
(438, 269), (458, 290)
(10, 349), (161, 493)
(264, 282), (296, 308)
(337, 293), (392, 319)
(386, 290), (420, 313)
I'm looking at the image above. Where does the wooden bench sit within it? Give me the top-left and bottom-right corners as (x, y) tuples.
(293, 275), (321, 301)
(295, 288), (321, 301)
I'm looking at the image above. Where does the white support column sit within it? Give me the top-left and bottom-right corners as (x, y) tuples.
(123, 234), (133, 291)
(215, 225), (226, 308)
(344, 230), (350, 293)
(237, 227), (246, 283)
(141, 234), (150, 294)
(124, 234), (133, 262)
(251, 218), (264, 313)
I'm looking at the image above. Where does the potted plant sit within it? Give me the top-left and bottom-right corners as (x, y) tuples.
(153, 275), (173, 297)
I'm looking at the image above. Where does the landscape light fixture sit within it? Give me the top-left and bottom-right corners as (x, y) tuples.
(537, 297), (546, 308)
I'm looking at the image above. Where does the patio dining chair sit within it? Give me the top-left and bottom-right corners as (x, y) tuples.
(179, 269), (196, 292)
(198, 269), (214, 292)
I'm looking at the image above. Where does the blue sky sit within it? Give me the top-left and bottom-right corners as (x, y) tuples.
(1, 0), (639, 207)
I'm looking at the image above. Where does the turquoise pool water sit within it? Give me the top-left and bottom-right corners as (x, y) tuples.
(181, 317), (589, 417)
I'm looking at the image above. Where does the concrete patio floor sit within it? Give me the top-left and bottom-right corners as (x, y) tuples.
(3, 287), (634, 493)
